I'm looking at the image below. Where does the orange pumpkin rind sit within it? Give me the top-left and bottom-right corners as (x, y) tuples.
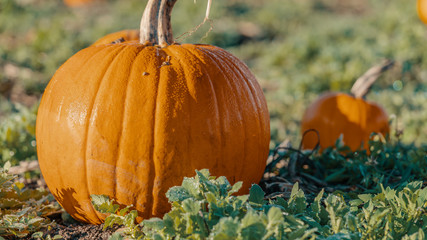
(37, 0), (270, 224)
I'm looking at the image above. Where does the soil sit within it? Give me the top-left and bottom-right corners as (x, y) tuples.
(3, 212), (118, 240)
(42, 222), (117, 240)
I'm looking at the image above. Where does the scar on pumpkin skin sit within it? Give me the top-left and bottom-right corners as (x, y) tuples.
(160, 56), (172, 67)
(111, 38), (125, 44)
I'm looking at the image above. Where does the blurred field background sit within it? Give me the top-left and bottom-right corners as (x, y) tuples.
(1, 0), (426, 165)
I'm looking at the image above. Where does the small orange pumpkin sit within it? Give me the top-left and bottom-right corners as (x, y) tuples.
(301, 61), (392, 152)
(418, 0), (427, 25)
(37, 0), (270, 224)
(64, 0), (103, 7)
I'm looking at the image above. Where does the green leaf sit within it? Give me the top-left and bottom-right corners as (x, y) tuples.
(406, 181), (423, 192)
(383, 187), (397, 201)
(166, 186), (191, 202)
(416, 188), (427, 206)
(248, 184), (265, 205)
(11, 222), (27, 230)
(288, 182), (307, 214)
(27, 217), (44, 225)
(349, 199), (363, 207)
(181, 177), (201, 198)
(240, 210), (267, 240)
(345, 213), (358, 232)
(197, 170), (219, 195)
(229, 181), (243, 196)
(209, 217), (239, 240)
(288, 226), (308, 239)
(314, 189), (324, 202)
(181, 199), (201, 215)
(123, 210), (138, 227)
(31, 232), (43, 239)
(205, 191), (217, 205)
(118, 206), (131, 216)
(272, 197), (288, 209)
(216, 176), (231, 197)
(103, 215), (118, 230)
(290, 182), (300, 198)
(197, 169), (211, 179)
(267, 206), (283, 222)
(236, 194), (249, 203)
(15, 207), (31, 217)
(91, 195), (113, 213)
(143, 218), (165, 230)
(358, 194), (373, 203)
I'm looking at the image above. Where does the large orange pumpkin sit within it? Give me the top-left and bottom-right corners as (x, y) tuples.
(36, 0), (270, 224)
(418, 0), (427, 25)
(301, 61), (392, 152)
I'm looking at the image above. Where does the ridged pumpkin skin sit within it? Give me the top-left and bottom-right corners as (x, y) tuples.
(36, 42), (270, 224)
(301, 92), (389, 152)
(92, 30), (139, 46)
(418, 0), (427, 25)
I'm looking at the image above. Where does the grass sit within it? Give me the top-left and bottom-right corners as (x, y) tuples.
(1, 1), (426, 238)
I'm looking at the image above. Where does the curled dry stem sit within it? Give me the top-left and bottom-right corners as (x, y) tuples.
(176, 0), (214, 42)
(350, 59), (395, 98)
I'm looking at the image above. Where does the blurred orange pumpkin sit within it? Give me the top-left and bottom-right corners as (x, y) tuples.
(64, 0), (104, 7)
(418, 0), (427, 25)
(92, 30), (139, 46)
(37, 0), (270, 224)
(301, 61), (393, 152)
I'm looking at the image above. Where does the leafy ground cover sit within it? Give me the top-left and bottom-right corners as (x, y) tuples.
(1, 0), (426, 159)
(1, 0), (427, 239)
(89, 136), (427, 239)
(0, 162), (61, 239)
(93, 171), (427, 240)
(1, 138), (426, 239)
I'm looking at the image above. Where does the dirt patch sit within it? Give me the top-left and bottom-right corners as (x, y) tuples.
(4, 222), (117, 240)
(43, 222), (117, 240)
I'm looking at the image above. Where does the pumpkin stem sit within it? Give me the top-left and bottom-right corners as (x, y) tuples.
(350, 59), (395, 98)
(140, 0), (177, 46)
(157, 0), (177, 46)
(140, 0), (160, 44)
